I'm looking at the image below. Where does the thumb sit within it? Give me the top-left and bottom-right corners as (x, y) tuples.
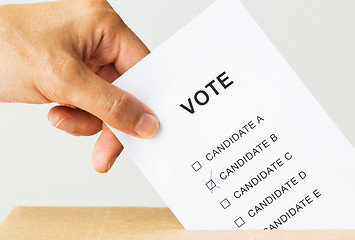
(64, 63), (159, 138)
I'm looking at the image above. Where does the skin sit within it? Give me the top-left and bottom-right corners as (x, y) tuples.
(0, 0), (159, 173)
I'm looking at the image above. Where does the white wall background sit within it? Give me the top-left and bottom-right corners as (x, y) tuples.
(0, 0), (354, 223)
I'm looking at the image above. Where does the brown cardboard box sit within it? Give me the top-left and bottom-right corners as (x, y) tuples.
(0, 207), (354, 240)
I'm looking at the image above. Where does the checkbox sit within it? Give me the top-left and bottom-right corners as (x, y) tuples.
(220, 198), (231, 209)
(234, 217), (245, 228)
(206, 180), (216, 190)
(191, 161), (202, 172)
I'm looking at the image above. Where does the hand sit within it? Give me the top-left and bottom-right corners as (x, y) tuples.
(0, 0), (159, 173)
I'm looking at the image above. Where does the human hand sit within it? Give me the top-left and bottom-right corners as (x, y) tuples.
(0, 0), (159, 172)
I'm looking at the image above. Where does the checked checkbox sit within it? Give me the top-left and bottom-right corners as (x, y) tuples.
(206, 179), (216, 190)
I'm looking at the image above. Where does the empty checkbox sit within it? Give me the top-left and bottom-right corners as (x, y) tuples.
(206, 180), (216, 190)
(220, 198), (231, 209)
(234, 217), (245, 228)
(191, 161), (202, 172)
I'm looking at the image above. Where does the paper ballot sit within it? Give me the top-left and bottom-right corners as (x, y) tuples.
(109, 0), (355, 230)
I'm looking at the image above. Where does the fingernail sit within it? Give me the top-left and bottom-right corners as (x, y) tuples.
(135, 113), (159, 138)
(54, 117), (75, 133)
(48, 113), (53, 122)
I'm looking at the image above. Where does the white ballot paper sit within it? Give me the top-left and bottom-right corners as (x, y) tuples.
(109, 0), (355, 230)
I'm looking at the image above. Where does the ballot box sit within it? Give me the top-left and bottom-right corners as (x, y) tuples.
(0, 207), (353, 240)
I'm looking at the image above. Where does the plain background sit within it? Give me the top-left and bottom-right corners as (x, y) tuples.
(0, 0), (354, 223)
